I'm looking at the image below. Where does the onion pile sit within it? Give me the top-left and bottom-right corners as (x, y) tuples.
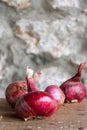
(5, 62), (86, 121)
(5, 67), (60, 120)
(5, 67), (42, 108)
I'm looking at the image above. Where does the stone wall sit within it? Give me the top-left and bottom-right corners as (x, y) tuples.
(0, 0), (87, 97)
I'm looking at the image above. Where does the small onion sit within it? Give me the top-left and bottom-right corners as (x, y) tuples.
(15, 91), (58, 121)
(5, 81), (28, 107)
(60, 62), (86, 103)
(45, 85), (65, 105)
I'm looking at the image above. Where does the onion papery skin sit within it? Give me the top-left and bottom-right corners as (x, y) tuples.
(60, 62), (86, 103)
(5, 81), (28, 107)
(26, 66), (42, 92)
(45, 85), (65, 105)
(15, 91), (58, 121)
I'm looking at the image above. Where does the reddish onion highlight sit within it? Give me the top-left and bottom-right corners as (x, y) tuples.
(15, 91), (58, 121)
(45, 85), (65, 105)
(5, 81), (28, 107)
(60, 62), (86, 103)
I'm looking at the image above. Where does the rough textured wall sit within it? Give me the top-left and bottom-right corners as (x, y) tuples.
(0, 0), (87, 97)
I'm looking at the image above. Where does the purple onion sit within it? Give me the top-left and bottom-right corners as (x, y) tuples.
(60, 62), (86, 103)
(15, 91), (58, 121)
(45, 85), (65, 105)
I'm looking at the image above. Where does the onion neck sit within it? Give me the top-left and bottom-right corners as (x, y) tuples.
(26, 76), (37, 92)
(26, 66), (42, 92)
(68, 62), (86, 82)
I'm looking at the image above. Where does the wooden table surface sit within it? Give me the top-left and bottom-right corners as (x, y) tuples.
(0, 98), (87, 130)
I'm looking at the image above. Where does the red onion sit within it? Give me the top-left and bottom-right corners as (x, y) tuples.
(45, 85), (65, 105)
(15, 91), (58, 121)
(60, 62), (86, 103)
(5, 81), (28, 107)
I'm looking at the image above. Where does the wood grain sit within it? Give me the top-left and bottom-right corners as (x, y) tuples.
(0, 98), (87, 130)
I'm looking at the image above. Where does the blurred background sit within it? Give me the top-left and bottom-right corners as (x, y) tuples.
(0, 0), (87, 97)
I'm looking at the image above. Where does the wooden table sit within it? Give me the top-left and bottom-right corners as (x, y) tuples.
(0, 98), (87, 130)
